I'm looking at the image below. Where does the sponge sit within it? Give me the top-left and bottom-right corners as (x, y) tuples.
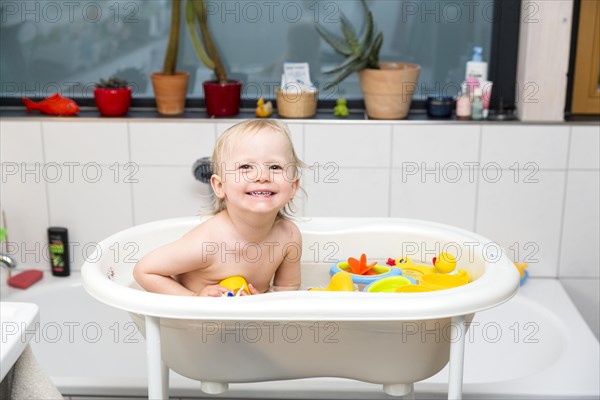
(8, 270), (44, 289)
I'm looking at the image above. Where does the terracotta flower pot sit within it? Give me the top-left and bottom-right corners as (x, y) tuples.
(151, 72), (189, 115)
(94, 87), (132, 116)
(359, 62), (421, 119)
(203, 80), (242, 117)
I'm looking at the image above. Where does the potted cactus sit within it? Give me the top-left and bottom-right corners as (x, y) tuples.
(94, 77), (132, 116)
(186, 0), (241, 116)
(151, 0), (189, 115)
(317, 0), (420, 119)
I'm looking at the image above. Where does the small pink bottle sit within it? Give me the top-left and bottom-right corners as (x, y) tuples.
(456, 83), (471, 120)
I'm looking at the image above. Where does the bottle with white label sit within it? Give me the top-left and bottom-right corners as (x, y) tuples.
(465, 46), (488, 82)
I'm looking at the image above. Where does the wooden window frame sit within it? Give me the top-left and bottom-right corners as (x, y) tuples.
(571, 0), (600, 115)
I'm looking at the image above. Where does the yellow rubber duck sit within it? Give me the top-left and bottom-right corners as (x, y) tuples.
(255, 97), (273, 118)
(432, 252), (457, 274)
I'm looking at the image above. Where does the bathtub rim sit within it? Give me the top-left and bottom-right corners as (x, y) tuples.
(81, 217), (520, 321)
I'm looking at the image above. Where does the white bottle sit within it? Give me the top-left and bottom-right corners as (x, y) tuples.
(465, 46), (488, 82)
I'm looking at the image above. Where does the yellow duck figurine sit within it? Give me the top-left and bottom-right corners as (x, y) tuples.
(255, 97), (273, 118)
(432, 252), (457, 274)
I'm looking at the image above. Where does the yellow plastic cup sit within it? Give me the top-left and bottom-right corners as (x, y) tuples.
(219, 276), (249, 295)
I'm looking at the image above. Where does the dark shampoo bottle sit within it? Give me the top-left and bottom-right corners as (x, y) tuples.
(48, 227), (70, 277)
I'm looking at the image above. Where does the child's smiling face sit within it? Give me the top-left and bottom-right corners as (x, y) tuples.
(212, 128), (299, 216)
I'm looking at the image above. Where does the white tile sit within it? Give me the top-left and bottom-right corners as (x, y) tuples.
(130, 121), (215, 166)
(46, 165), (133, 271)
(43, 121), (129, 164)
(559, 171), (600, 278)
(390, 168), (477, 231)
(304, 168), (389, 217)
(481, 125), (569, 169)
(476, 170), (566, 277)
(560, 278), (600, 339)
(391, 124), (480, 167)
(0, 121), (44, 163)
(0, 171), (49, 269)
(304, 123), (391, 168)
(132, 166), (213, 225)
(569, 125), (600, 170)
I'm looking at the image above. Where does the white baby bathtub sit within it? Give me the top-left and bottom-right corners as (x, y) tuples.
(81, 217), (520, 399)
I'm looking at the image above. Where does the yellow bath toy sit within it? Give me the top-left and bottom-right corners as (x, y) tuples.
(432, 252), (457, 274)
(395, 284), (436, 293)
(219, 276), (250, 295)
(364, 276), (413, 293)
(420, 269), (470, 290)
(394, 257), (435, 283)
(310, 271), (355, 291)
(255, 97), (273, 118)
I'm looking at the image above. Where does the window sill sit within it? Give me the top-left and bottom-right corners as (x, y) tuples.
(1, 107), (596, 125)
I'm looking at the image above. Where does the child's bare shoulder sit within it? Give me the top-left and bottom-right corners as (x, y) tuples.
(182, 214), (230, 242)
(274, 218), (301, 241)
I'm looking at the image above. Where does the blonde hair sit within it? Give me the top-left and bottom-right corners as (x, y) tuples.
(207, 119), (306, 219)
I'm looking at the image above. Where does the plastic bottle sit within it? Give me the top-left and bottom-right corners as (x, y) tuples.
(455, 83), (471, 120)
(465, 46), (488, 82)
(48, 227), (70, 277)
(471, 88), (484, 120)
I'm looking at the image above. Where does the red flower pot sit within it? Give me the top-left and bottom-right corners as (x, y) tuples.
(203, 80), (242, 117)
(94, 87), (132, 116)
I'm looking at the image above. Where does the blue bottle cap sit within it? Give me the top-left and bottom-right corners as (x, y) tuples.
(472, 46), (483, 62)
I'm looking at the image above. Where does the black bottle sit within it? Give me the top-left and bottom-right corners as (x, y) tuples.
(48, 227), (70, 277)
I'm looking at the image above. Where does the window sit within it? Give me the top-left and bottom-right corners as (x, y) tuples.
(1, 0), (503, 107)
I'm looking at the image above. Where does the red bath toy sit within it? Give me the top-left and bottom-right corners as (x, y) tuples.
(23, 93), (79, 116)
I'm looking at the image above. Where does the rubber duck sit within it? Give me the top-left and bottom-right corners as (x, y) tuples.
(432, 252), (457, 274)
(255, 97), (273, 118)
(333, 98), (349, 117)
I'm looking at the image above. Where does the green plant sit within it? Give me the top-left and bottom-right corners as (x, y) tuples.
(163, 0), (182, 75)
(185, 0), (228, 83)
(95, 77), (129, 89)
(316, 0), (383, 90)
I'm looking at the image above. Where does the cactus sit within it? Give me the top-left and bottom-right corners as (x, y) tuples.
(95, 77), (129, 89)
(162, 0), (181, 75)
(186, 0), (228, 83)
(316, 0), (383, 90)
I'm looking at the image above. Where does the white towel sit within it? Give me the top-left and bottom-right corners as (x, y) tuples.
(0, 345), (63, 400)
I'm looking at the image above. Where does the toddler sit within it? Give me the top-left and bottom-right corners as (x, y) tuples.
(133, 119), (303, 296)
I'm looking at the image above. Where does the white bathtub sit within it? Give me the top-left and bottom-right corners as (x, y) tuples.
(1, 275), (599, 398)
(80, 217), (523, 398)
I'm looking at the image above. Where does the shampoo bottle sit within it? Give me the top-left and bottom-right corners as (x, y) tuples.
(48, 227), (70, 277)
(465, 46), (488, 82)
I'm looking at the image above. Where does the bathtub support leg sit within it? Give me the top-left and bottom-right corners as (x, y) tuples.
(448, 315), (466, 400)
(146, 315), (169, 399)
(383, 383), (413, 397)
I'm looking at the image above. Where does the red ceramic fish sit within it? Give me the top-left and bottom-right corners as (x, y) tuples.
(23, 93), (79, 116)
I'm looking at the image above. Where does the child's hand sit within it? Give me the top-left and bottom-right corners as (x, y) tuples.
(241, 283), (260, 296)
(195, 285), (231, 297)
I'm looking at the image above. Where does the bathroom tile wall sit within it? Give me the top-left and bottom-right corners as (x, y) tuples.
(1, 119), (598, 333)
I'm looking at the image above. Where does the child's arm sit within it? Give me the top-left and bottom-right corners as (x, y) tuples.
(133, 230), (224, 296)
(270, 223), (302, 292)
